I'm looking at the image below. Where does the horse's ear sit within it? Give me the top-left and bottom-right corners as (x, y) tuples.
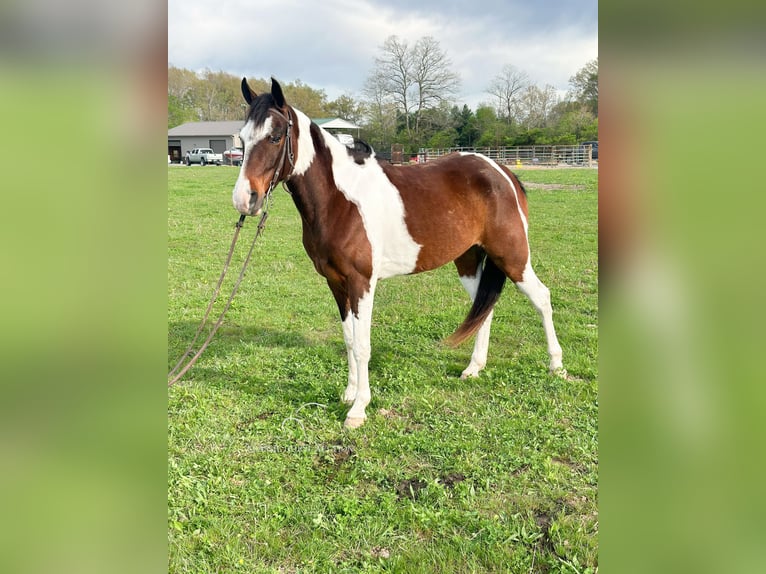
(271, 77), (286, 109)
(241, 77), (257, 106)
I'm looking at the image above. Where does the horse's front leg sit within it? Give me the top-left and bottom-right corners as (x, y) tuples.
(327, 281), (359, 405)
(344, 280), (377, 429)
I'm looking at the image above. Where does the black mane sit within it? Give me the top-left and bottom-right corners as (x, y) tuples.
(245, 93), (278, 126)
(347, 139), (374, 165)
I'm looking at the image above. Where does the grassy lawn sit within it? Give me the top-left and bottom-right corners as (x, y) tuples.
(168, 164), (598, 573)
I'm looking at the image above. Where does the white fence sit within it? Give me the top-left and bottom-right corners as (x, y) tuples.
(418, 145), (596, 167)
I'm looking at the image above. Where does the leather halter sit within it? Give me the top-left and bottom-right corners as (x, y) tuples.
(263, 107), (295, 196)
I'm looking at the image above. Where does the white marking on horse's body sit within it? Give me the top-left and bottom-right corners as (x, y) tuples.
(291, 109), (316, 177)
(340, 314), (358, 404)
(323, 130), (422, 279)
(343, 281), (377, 427)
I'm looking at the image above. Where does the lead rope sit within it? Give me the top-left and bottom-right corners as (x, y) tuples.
(168, 196), (272, 387)
(168, 108), (293, 387)
(167, 213), (247, 381)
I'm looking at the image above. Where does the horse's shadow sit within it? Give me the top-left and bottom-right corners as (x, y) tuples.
(168, 319), (470, 417)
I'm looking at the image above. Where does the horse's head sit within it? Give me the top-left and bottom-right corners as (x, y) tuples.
(232, 78), (295, 216)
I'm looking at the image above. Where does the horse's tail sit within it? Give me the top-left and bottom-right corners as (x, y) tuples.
(446, 257), (507, 347)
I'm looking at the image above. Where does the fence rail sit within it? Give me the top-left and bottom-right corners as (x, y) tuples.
(416, 145), (596, 167)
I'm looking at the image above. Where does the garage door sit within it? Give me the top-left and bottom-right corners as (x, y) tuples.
(209, 140), (226, 154)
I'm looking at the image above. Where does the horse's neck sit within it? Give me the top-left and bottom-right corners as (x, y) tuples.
(286, 119), (349, 232)
(285, 166), (336, 234)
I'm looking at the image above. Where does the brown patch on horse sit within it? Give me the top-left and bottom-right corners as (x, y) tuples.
(383, 154), (530, 344)
(381, 155), (485, 272)
(286, 122), (373, 318)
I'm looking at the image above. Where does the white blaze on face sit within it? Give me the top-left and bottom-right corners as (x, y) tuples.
(232, 117), (273, 214)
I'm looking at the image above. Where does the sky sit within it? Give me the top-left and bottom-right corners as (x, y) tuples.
(168, 0), (597, 110)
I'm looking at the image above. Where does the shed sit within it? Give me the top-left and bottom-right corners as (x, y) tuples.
(313, 118), (361, 138)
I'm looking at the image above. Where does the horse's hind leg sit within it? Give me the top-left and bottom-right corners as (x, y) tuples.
(455, 247), (495, 379)
(512, 261), (565, 374)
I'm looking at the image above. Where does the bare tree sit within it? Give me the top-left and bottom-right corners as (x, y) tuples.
(366, 35), (460, 143)
(411, 36), (460, 134)
(371, 36), (415, 137)
(362, 69), (398, 148)
(518, 84), (560, 129)
(486, 64), (530, 125)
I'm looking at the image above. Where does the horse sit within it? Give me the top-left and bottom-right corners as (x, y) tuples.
(233, 78), (564, 428)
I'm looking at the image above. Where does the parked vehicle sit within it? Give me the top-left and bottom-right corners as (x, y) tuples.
(223, 147), (244, 166)
(334, 133), (354, 147)
(185, 148), (223, 166)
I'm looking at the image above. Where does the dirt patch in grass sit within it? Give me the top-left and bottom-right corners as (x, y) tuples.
(524, 182), (586, 191)
(396, 478), (428, 500)
(440, 472), (466, 489)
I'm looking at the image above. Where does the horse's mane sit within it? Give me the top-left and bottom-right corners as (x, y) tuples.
(347, 139), (374, 165)
(246, 93), (279, 126)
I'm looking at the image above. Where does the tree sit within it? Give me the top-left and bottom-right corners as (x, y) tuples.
(168, 65), (202, 125)
(326, 94), (365, 125)
(569, 59), (598, 116)
(197, 69), (242, 121)
(453, 104), (479, 147)
(486, 64), (529, 125)
(411, 36), (460, 135)
(372, 36), (415, 138)
(362, 68), (398, 150)
(554, 103), (598, 142)
(518, 84), (559, 129)
(366, 35), (460, 149)
(281, 79), (328, 119)
(474, 105), (507, 147)
(168, 94), (195, 128)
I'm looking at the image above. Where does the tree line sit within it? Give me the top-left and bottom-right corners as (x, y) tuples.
(169, 36), (597, 154)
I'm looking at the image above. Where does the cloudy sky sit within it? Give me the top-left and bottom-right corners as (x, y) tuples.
(168, 0), (597, 109)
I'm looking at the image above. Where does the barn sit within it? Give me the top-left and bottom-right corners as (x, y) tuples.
(167, 121), (244, 163)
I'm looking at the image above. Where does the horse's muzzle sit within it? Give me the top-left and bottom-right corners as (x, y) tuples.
(247, 192), (265, 216)
(232, 178), (265, 215)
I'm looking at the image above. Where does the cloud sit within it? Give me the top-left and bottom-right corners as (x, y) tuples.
(168, 0), (597, 105)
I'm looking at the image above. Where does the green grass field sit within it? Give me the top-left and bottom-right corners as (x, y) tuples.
(168, 165), (598, 573)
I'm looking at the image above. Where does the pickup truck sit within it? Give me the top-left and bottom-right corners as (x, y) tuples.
(185, 148), (223, 166)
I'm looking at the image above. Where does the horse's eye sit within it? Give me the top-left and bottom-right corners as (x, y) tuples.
(270, 134), (282, 144)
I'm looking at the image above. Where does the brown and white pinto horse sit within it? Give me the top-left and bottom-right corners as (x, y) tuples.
(233, 78), (564, 428)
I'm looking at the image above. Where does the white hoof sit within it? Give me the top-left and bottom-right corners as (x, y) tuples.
(343, 416), (366, 429)
(551, 366), (568, 379)
(460, 362), (484, 380)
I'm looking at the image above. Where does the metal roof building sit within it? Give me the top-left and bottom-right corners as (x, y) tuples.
(168, 118), (360, 163)
(167, 121), (245, 163)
